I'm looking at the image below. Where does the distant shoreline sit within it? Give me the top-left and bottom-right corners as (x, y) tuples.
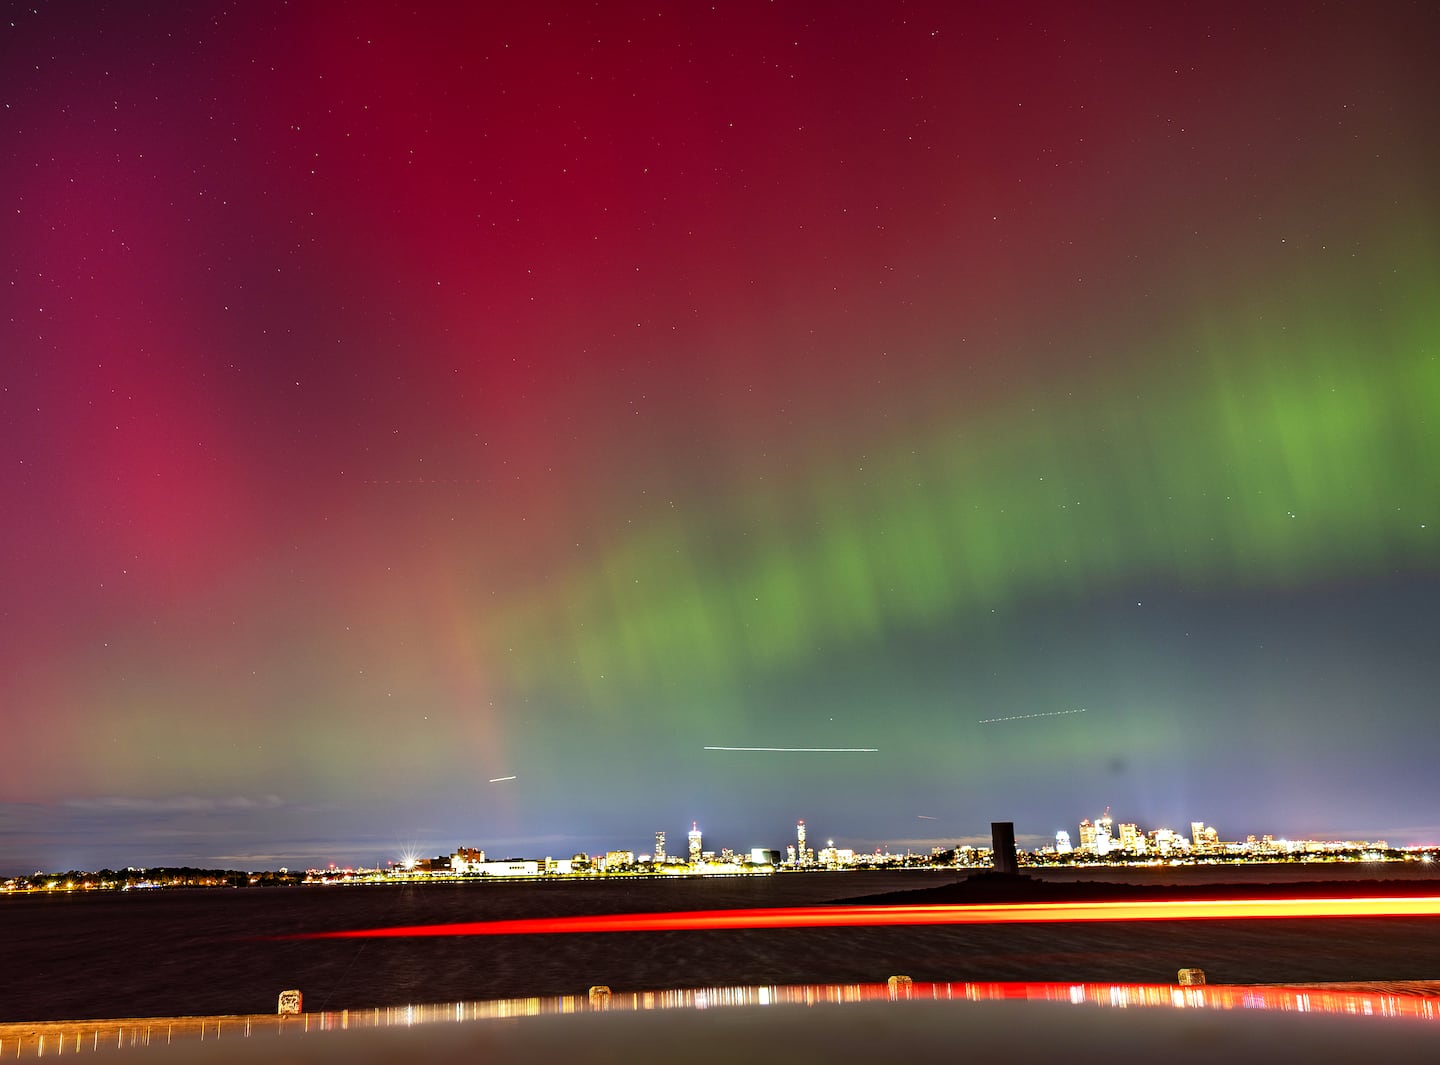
(5, 855), (1438, 893)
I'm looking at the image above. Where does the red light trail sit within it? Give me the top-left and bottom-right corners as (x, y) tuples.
(284, 896), (1440, 940)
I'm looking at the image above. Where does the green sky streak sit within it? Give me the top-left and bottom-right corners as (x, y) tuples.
(502, 257), (1440, 704)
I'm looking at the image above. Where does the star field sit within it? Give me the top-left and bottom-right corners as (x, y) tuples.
(1, 1), (1437, 872)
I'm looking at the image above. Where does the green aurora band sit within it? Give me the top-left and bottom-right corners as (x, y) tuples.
(497, 257), (1440, 706)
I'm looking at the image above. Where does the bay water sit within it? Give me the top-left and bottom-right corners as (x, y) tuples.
(4, 865), (1439, 1023)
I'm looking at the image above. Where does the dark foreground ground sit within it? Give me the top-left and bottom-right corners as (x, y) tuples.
(5, 867), (1440, 1021)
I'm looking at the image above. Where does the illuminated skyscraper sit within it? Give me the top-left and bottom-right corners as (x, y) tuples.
(1095, 810), (1114, 856)
(1055, 830), (1073, 855)
(797, 819), (807, 865)
(688, 822), (702, 864)
(1078, 819), (1096, 852)
(1118, 823), (1141, 853)
(654, 830), (666, 864)
(1191, 821), (1207, 854)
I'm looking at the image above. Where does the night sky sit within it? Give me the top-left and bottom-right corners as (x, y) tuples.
(3, 2), (1438, 874)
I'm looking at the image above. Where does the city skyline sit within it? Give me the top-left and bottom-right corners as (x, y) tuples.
(6, 801), (1416, 879)
(8, 801), (1421, 883)
(3, 2), (1438, 874)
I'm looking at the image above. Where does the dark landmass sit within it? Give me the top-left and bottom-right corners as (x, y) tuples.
(2, 867), (305, 890)
(845, 871), (1440, 906)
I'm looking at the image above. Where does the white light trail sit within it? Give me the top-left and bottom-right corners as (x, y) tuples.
(703, 746), (878, 753)
(488, 775), (517, 783)
(977, 708), (1087, 724)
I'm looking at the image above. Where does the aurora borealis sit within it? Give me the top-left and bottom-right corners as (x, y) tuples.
(2, 2), (1438, 872)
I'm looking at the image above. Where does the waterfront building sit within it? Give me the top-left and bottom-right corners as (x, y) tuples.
(451, 847), (486, 873)
(1078, 819), (1096, 852)
(469, 860), (540, 877)
(1055, 830), (1072, 854)
(689, 822), (703, 864)
(654, 830), (666, 865)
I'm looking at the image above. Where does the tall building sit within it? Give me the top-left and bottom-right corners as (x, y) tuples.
(1055, 830), (1073, 855)
(992, 822), (1018, 876)
(654, 830), (666, 864)
(688, 822), (702, 864)
(1078, 819), (1096, 852)
(1094, 810), (1114, 856)
(1190, 821), (1207, 854)
(1118, 823), (1141, 853)
(797, 820), (808, 865)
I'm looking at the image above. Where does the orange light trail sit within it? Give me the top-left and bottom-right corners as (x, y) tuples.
(285, 896), (1440, 940)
